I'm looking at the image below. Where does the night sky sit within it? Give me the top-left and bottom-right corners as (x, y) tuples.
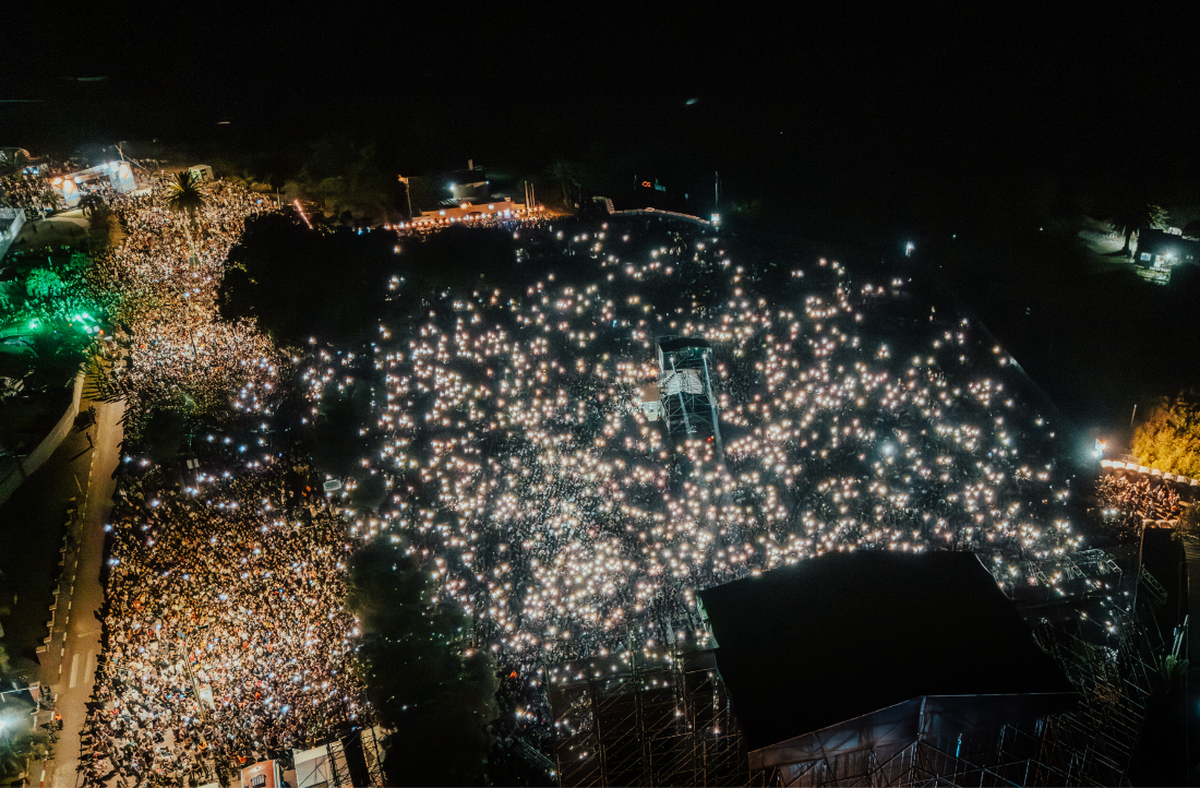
(5, 6), (1197, 200)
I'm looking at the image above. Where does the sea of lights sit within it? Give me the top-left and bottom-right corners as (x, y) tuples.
(309, 218), (1085, 666)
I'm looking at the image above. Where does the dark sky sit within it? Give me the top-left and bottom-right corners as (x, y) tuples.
(3, 5), (1198, 196)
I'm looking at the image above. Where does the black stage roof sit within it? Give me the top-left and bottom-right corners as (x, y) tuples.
(698, 550), (1073, 751)
(657, 336), (711, 353)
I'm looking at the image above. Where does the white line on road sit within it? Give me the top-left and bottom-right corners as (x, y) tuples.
(85, 649), (97, 691)
(69, 652), (81, 689)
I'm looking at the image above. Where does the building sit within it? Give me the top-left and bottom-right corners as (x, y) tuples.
(50, 160), (137, 207)
(635, 382), (663, 421)
(408, 197), (533, 228)
(399, 162), (541, 226)
(1134, 227), (1200, 270)
(239, 760), (282, 788)
(188, 164), (215, 182)
(399, 163), (492, 216)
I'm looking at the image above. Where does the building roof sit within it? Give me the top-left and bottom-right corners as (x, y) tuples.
(697, 550), (1073, 751)
(657, 336), (711, 353)
(1139, 227), (1200, 253)
(444, 168), (488, 187)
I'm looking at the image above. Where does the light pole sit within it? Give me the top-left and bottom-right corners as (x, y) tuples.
(398, 176), (413, 220)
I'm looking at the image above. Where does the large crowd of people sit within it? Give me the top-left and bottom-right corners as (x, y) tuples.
(94, 176), (281, 422)
(310, 217), (1088, 692)
(74, 174), (370, 785)
(1097, 473), (1186, 524)
(79, 468), (365, 787)
(67, 164), (1115, 778)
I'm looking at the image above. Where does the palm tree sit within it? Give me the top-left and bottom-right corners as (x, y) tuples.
(165, 171), (208, 267)
(1107, 201), (1168, 258)
(34, 185), (62, 221)
(0, 148), (31, 178)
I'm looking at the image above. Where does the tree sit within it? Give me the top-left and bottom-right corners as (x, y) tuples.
(164, 171), (208, 267)
(0, 149), (31, 178)
(24, 328), (89, 391)
(140, 408), (190, 467)
(218, 212), (394, 346)
(34, 185), (61, 220)
(283, 138), (393, 224)
(87, 202), (125, 256)
(545, 161), (585, 212)
(310, 377), (379, 480)
(348, 541), (498, 786)
(24, 268), (63, 299)
(1106, 201), (1168, 257)
(1133, 394), (1200, 479)
(0, 630), (42, 786)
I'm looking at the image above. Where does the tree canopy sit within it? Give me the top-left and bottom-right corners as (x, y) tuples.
(219, 213), (396, 347)
(347, 540), (498, 786)
(165, 171), (207, 220)
(1133, 394), (1200, 479)
(283, 137), (394, 224)
(165, 171), (207, 266)
(1103, 201), (1168, 256)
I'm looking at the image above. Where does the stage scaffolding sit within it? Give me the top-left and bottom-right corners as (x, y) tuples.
(550, 645), (748, 787)
(755, 548), (1166, 787)
(350, 725), (388, 788)
(546, 549), (1167, 787)
(656, 337), (721, 441)
(290, 726), (388, 788)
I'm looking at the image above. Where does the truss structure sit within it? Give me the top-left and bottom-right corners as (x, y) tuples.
(757, 548), (1164, 787)
(551, 646), (747, 787)
(355, 725), (388, 787)
(545, 548), (1165, 787)
(656, 337), (721, 440)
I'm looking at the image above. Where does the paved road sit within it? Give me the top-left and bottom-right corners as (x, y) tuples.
(29, 393), (124, 788)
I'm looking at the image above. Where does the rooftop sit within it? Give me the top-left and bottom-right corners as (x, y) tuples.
(698, 550), (1073, 751)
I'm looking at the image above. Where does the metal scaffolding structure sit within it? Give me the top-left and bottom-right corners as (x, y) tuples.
(551, 645), (748, 787)
(656, 337), (721, 441)
(755, 548), (1165, 787)
(354, 725), (389, 787)
(549, 546), (1166, 786)
(291, 726), (388, 788)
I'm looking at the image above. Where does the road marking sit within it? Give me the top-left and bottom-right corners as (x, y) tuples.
(85, 649), (97, 690)
(69, 652), (81, 688)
